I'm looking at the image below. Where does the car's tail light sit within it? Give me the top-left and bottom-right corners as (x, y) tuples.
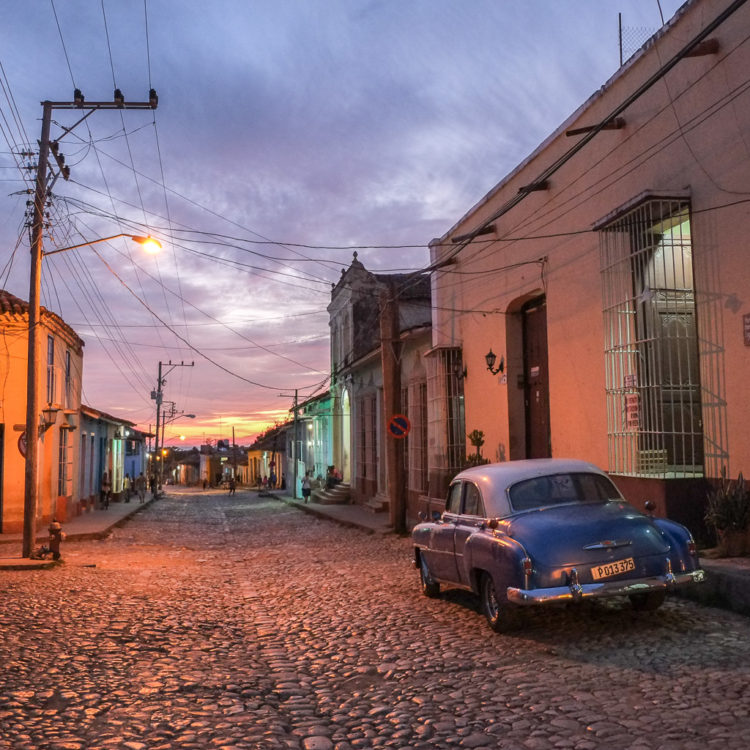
(522, 557), (533, 577)
(687, 540), (697, 556)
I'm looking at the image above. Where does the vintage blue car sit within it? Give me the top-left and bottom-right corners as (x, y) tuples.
(412, 458), (705, 631)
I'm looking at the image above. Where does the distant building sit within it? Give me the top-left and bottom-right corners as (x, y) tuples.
(80, 406), (147, 508)
(248, 425), (286, 489)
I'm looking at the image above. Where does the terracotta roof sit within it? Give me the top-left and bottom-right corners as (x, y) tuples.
(0, 288), (84, 349)
(81, 404), (136, 427)
(0, 289), (29, 315)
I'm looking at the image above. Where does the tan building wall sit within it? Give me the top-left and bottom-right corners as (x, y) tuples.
(430, 0), (749, 530)
(1, 293), (84, 532)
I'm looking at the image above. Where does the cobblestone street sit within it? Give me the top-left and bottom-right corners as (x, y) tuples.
(1, 490), (749, 750)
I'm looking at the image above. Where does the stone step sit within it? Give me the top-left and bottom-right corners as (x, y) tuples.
(312, 482), (351, 505)
(364, 494), (389, 514)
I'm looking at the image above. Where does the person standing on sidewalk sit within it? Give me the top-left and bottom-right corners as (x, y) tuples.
(101, 471), (111, 509)
(301, 472), (312, 503)
(135, 472), (146, 503)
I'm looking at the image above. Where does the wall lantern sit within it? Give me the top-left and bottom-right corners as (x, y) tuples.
(41, 406), (59, 430)
(485, 349), (505, 375)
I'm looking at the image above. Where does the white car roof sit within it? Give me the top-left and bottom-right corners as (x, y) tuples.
(452, 458), (609, 517)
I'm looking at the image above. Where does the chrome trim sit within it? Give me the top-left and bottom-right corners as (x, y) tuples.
(582, 539), (632, 551)
(507, 569), (705, 606)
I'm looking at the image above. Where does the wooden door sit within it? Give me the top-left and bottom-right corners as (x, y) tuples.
(523, 298), (551, 458)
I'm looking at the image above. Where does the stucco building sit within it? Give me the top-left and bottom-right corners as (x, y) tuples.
(328, 254), (432, 513)
(427, 0), (749, 532)
(0, 289), (83, 532)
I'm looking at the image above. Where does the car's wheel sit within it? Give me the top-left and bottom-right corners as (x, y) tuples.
(419, 554), (440, 597)
(479, 572), (517, 632)
(629, 590), (666, 611)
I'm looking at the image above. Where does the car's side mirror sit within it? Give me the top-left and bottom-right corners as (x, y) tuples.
(486, 518), (500, 530)
(418, 511), (427, 522)
(432, 510), (442, 522)
(644, 500), (656, 517)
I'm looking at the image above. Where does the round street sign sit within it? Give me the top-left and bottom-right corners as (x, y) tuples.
(18, 431), (27, 457)
(388, 414), (411, 439)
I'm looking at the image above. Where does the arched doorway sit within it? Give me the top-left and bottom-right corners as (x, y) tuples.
(341, 388), (351, 482)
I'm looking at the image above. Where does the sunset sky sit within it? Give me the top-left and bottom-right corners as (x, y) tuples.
(0, 0), (685, 445)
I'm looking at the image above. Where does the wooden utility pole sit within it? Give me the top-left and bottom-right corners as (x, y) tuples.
(22, 92), (158, 557)
(232, 425), (238, 480)
(152, 360), (193, 494)
(380, 283), (406, 533)
(21, 102), (52, 559)
(292, 389), (299, 498)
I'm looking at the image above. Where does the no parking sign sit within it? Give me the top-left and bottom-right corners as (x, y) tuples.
(387, 414), (411, 439)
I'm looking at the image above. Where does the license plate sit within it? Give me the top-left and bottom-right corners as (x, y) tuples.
(591, 557), (636, 581)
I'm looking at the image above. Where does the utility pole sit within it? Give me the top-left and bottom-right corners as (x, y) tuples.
(151, 360), (193, 496)
(22, 90), (158, 558)
(292, 389), (299, 498)
(232, 425), (238, 481)
(380, 282), (406, 534)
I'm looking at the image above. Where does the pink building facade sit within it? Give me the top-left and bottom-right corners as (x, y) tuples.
(428, 0), (749, 532)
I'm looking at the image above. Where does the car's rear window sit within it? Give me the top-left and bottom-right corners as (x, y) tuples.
(509, 472), (621, 511)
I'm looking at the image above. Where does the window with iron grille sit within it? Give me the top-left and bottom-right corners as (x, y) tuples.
(409, 381), (428, 492)
(64, 350), (72, 408)
(356, 394), (377, 482)
(57, 427), (72, 496)
(426, 347), (466, 477)
(599, 197), (703, 477)
(46, 335), (55, 404)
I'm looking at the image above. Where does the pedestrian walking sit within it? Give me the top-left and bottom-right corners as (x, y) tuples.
(101, 471), (111, 509)
(149, 474), (157, 498)
(135, 472), (146, 503)
(228, 477), (236, 496)
(301, 472), (312, 503)
(123, 473), (132, 503)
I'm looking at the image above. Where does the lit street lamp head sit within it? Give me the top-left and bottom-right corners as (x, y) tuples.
(131, 235), (161, 253)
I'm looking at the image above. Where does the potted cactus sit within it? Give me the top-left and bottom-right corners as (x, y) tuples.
(465, 429), (490, 468)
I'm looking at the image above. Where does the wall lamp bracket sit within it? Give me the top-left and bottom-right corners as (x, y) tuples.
(485, 349), (505, 376)
(40, 406), (60, 431)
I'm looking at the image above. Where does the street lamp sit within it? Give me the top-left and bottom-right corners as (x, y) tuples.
(22, 233), (161, 558)
(156, 409), (195, 493)
(43, 234), (161, 257)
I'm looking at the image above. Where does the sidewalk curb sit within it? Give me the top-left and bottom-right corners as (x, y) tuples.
(65, 497), (156, 542)
(0, 498), (157, 570)
(272, 493), (392, 535)
(678, 559), (750, 616)
(0, 558), (61, 571)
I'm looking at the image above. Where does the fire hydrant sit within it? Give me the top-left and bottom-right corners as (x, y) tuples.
(48, 520), (64, 561)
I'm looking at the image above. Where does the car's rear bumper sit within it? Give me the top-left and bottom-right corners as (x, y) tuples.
(507, 568), (705, 605)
